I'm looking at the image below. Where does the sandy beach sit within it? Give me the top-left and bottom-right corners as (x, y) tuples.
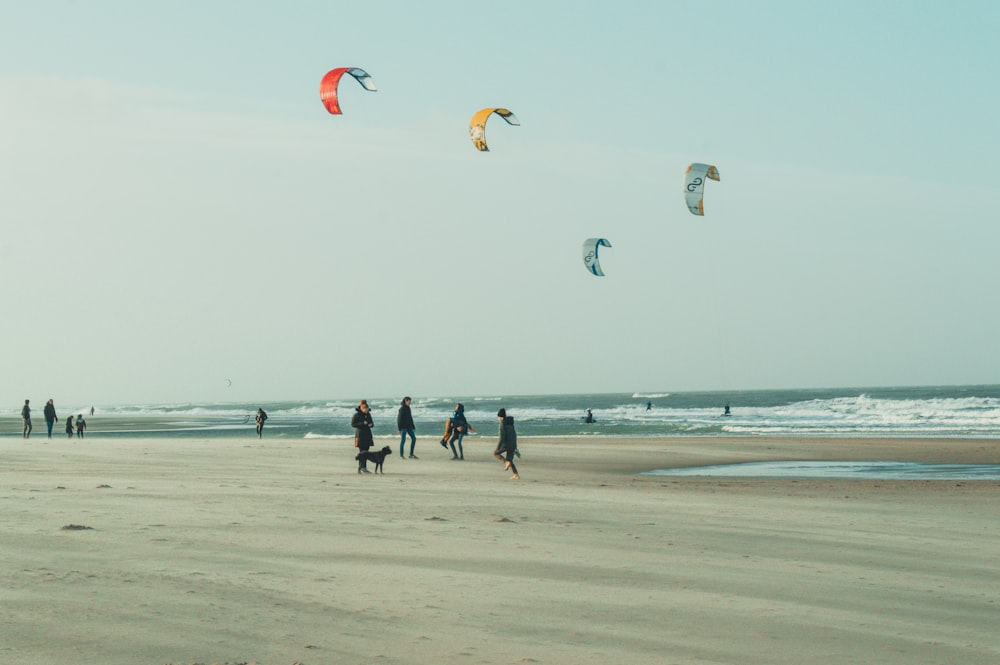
(3, 435), (999, 665)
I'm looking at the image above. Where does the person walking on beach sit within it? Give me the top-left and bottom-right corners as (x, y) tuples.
(21, 399), (32, 438)
(446, 403), (474, 460)
(43, 399), (59, 438)
(397, 396), (417, 459)
(352, 399), (375, 474)
(493, 408), (519, 480)
(75, 414), (87, 438)
(255, 408), (268, 439)
(65, 414), (74, 438)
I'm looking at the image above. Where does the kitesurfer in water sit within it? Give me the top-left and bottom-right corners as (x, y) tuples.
(723, 403), (731, 416)
(584, 409), (595, 424)
(646, 401), (652, 411)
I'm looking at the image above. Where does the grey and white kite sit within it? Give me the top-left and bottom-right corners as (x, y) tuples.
(582, 238), (612, 276)
(684, 163), (721, 216)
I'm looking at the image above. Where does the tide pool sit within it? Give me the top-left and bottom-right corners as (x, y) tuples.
(643, 461), (1000, 480)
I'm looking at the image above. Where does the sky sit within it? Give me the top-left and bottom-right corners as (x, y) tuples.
(1, 1), (998, 407)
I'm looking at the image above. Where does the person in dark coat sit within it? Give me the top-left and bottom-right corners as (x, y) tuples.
(397, 396), (417, 459)
(446, 403), (474, 460)
(493, 408), (519, 480)
(255, 408), (268, 439)
(43, 399), (59, 438)
(352, 399), (375, 474)
(21, 399), (32, 438)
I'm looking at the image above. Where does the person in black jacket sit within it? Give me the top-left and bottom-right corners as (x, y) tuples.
(446, 403), (474, 460)
(352, 400), (375, 474)
(43, 399), (59, 438)
(493, 408), (519, 480)
(21, 399), (32, 438)
(397, 396), (417, 459)
(255, 408), (268, 439)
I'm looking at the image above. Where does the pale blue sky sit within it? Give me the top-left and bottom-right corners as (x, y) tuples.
(1, 1), (998, 406)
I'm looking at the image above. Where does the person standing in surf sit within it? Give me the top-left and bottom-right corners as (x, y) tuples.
(352, 399), (375, 474)
(397, 396), (417, 459)
(255, 408), (268, 438)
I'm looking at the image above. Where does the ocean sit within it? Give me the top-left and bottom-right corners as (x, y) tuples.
(7, 384), (1000, 440)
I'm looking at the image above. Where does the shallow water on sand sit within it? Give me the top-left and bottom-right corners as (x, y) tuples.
(643, 461), (1000, 480)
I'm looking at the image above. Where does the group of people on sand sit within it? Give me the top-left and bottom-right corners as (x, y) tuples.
(249, 397), (520, 479)
(19, 399), (87, 439)
(350, 397), (520, 479)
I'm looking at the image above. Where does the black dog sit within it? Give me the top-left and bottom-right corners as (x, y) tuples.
(356, 446), (393, 474)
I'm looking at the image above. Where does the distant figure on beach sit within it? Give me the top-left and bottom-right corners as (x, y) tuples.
(397, 396), (417, 459)
(255, 408), (268, 438)
(584, 408), (595, 424)
(646, 401), (652, 411)
(352, 399), (374, 474)
(90, 406), (94, 416)
(723, 403), (731, 416)
(75, 414), (87, 438)
(493, 408), (519, 480)
(445, 403), (474, 460)
(65, 415), (74, 438)
(21, 399), (32, 438)
(43, 399), (59, 438)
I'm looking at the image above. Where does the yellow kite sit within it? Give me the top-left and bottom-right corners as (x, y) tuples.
(469, 108), (520, 151)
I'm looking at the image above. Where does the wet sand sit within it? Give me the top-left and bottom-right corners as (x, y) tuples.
(2, 436), (999, 664)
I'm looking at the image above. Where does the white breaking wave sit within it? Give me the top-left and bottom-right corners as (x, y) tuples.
(9, 387), (1000, 439)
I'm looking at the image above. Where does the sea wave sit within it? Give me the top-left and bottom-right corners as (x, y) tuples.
(6, 386), (1000, 439)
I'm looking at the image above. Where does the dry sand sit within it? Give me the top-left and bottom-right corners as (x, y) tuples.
(2, 435), (999, 665)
